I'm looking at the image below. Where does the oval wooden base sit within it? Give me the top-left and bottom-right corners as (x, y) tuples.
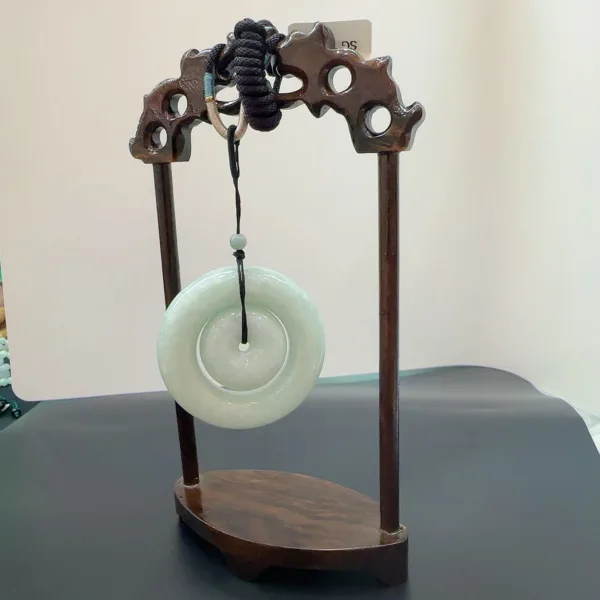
(175, 470), (408, 586)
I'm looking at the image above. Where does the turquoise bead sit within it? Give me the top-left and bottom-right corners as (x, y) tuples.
(203, 72), (215, 97)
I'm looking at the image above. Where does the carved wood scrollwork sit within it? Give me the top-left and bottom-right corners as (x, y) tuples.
(129, 23), (424, 163)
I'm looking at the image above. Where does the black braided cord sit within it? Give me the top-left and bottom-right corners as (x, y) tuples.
(209, 20), (287, 345)
(208, 19), (286, 132)
(227, 125), (248, 345)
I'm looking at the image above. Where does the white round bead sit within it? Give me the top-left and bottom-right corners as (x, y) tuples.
(157, 266), (325, 430)
(229, 233), (247, 251)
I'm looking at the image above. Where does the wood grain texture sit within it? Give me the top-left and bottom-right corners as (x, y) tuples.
(175, 470), (408, 585)
(129, 22), (424, 163)
(277, 23), (424, 154)
(378, 153), (400, 533)
(153, 164), (199, 487)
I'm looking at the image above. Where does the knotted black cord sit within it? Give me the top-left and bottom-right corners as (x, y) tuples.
(206, 43), (234, 82)
(207, 19), (286, 132)
(227, 125), (248, 345)
(208, 20), (287, 346)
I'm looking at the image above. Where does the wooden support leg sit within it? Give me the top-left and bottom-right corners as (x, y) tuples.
(224, 555), (270, 581)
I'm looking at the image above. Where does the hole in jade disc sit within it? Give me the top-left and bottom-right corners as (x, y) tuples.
(239, 342), (250, 352)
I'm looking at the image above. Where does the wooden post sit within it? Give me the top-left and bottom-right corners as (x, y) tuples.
(153, 163), (200, 486)
(378, 152), (400, 533)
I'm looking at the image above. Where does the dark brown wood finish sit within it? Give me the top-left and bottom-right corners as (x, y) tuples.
(175, 470), (408, 585)
(378, 153), (400, 533)
(129, 23), (423, 162)
(134, 21), (424, 585)
(277, 24), (423, 153)
(153, 164), (199, 487)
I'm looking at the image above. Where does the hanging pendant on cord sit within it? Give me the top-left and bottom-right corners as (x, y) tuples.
(155, 20), (326, 430)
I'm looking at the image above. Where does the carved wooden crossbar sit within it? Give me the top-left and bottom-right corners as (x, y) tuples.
(130, 23), (424, 161)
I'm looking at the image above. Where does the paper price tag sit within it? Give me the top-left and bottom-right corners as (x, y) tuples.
(288, 19), (372, 59)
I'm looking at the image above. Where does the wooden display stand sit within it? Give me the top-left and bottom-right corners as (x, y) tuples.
(130, 23), (423, 585)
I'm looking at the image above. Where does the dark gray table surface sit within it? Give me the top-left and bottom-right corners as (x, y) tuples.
(1, 367), (599, 599)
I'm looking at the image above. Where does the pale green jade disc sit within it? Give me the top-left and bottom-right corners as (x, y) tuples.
(157, 266), (326, 429)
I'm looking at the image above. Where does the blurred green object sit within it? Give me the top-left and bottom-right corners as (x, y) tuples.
(0, 387), (29, 432)
(0, 396), (21, 419)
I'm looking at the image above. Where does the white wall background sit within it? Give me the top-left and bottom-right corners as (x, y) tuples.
(1, 1), (600, 417)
